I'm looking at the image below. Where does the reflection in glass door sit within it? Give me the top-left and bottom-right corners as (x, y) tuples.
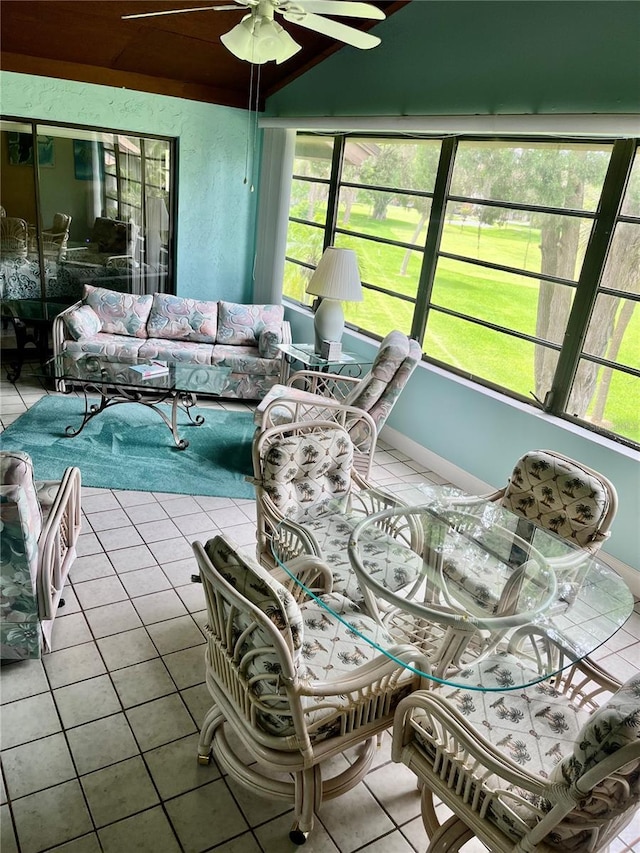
(0, 118), (175, 305)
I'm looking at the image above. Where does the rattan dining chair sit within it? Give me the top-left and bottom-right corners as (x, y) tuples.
(254, 330), (421, 476)
(487, 449), (618, 554)
(0, 216), (29, 259)
(193, 533), (427, 844)
(431, 449), (619, 621)
(41, 212), (72, 259)
(250, 418), (424, 609)
(392, 645), (640, 853)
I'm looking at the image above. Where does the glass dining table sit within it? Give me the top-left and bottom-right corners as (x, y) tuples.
(271, 483), (634, 692)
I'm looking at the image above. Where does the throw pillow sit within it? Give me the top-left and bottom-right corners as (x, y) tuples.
(83, 284), (152, 338)
(258, 324), (283, 358)
(146, 293), (218, 343)
(64, 305), (101, 341)
(217, 302), (284, 346)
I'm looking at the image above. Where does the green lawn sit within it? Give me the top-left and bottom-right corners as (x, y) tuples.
(284, 203), (639, 443)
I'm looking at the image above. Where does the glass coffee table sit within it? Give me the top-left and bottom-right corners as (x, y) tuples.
(47, 353), (232, 450)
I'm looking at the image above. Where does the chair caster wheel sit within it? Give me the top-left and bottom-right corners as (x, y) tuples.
(289, 824), (309, 845)
(197, 753), (211, 765)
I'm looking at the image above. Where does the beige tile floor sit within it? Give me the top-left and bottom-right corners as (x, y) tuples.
(1, 370), (639, 853)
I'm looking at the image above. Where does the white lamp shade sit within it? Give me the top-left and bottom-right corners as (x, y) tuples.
(221, 16), (301, 65)
(307, 247), (363, 352)
(306, 247), (363, 302)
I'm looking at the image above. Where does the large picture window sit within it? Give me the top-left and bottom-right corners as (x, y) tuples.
(283, 133), (639, 447)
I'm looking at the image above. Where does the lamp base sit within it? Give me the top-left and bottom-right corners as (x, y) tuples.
(313, 298), (344, 354)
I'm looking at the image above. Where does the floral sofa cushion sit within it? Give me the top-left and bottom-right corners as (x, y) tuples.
(146, 293), (218, 343)
(63, 334), (145, 361)
(217, 301), (284, 346)
(64, 304), (102, 340)
(137, 338), (214, 365)
(258, 325), (283, 359)
(83, 284), (153, 339)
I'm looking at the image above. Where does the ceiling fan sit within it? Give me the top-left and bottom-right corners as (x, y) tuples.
(122, 0), (387, 64)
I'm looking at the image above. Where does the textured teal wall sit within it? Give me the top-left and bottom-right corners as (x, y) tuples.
(1, 72), (258, 302)
(267, 0), (640, 117)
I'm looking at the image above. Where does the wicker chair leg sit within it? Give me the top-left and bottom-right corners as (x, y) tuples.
(197, 703), (223, 764)
(427, 815), (474, 853)
(290, 766), (320, 844)
(421, 786), (442, 837)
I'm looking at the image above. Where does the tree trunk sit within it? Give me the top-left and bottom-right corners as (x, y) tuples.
(400, 212), (428, 276)
(572, 224), (640, 420)
(535, 180), (584, 404)
(591, 298), (637, 424)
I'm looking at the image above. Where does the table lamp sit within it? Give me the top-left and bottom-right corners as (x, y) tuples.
(306, 247), (363, 354)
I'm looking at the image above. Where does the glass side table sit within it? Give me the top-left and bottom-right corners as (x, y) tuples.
(277, 342), (374, 382)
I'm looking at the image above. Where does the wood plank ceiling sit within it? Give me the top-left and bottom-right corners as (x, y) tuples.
(1, 0), (408, 110)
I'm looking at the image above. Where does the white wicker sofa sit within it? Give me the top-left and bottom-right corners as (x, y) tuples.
(53, 285), (291, 400)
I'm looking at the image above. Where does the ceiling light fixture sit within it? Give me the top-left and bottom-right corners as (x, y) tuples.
(123, 1), (386, 66)
(221, 13), (301, 64)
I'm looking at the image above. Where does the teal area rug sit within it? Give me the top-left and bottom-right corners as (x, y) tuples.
(0, 395), (256, 499)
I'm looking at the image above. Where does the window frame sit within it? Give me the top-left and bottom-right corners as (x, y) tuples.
(283, 131), (639, 449)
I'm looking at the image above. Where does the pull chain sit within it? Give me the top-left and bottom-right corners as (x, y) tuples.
(244, 62), (256, 187)
(243, 62), (261, 192)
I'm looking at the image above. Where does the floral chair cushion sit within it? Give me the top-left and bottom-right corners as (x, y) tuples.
(0, 486), (41, 661)
(64, 304), (102, 341)
(414, 660), (640, 851)
(298, 592), (416, 741)
(216, 301), (284, 346)
(343, 330), (410, 413)
(301, 509), (423, 605)
(205, 535), (303, 662)
(261, 430), (354, 522)
(0, 451), (42, 539)
(364, 339), (421, 431)
(83, 284), (153, 339)
(146, 293), (218, 343)
(500, 450), (612, 550)
(549, 674), (640, 830)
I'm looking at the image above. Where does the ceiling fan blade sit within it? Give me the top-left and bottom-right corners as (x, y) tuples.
(281, 10), (381, 49)
(122, 2), (248, 20)
(292, 1), (385, 20)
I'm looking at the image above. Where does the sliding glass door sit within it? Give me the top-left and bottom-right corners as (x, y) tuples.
(1, 117), (176, 305)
